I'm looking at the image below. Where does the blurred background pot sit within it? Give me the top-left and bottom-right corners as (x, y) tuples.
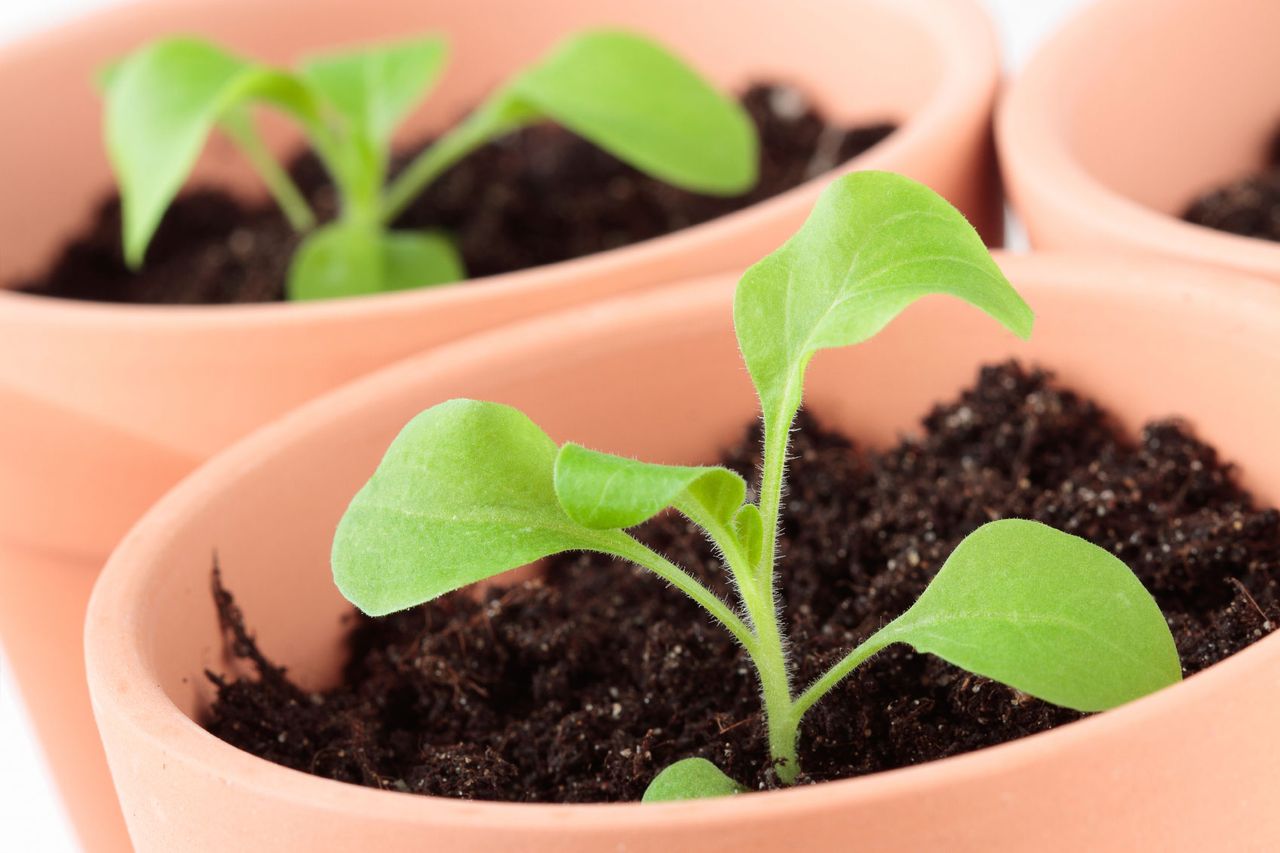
(0, 0), (1001, 847)
(87, 253), (1280, 851)
(999, 0), (1280, 280)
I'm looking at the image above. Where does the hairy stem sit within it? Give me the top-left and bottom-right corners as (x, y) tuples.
(221, 112), (315, 231)
(678, 500), (797, 780)
(756, 415), (791, 580)
(793, 626), (898, 719)
(382, 93), (531, 223)
(742, 553), (796, 780)
(640, 401), (881, 787)
(751, 406), (805, 780)
(605, 533), (759, 659)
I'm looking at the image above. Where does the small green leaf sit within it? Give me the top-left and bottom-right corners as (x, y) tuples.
(332, 400), (614, 616)
(379, 230), (465, 292)
(642, 758), (746, 803)
(734, 171), (1034, 437)
(104, 37), (324, 267)
(882, 519), (1182, 712)
(301, 36), (448, 146)
(506, 29), (757, 195)
(733, 504), (764, 568)
(289, 223), (381, 300)
(554, 443), (745, 530)
(287, 223), (462, 300)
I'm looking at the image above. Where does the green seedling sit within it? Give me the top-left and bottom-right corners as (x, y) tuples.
(103, 30), (758, 300)
(330, 171), (1182, 799)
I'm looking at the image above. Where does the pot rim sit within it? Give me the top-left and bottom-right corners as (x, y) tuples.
(86, 250), (1280, 831)
(0, 0), (996, 327)
(997, 0), (1280, 274)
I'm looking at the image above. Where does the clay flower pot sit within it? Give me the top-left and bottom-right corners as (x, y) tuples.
(999, 0), (1280, 280)
(0, 0), (999, 846)
(87, 253), (1280, 851)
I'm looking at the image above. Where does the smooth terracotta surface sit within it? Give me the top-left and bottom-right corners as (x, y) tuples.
(87, 254), (1280, 851)
(0, 543), (120, 847)
(999, 0), (1280, 280)
(0, 0), (1000, 846)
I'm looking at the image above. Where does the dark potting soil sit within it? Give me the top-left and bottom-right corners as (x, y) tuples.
(206, 361), (1280, 801)
(14, 85), (894, 305)
(1183, 127), (1280, 241)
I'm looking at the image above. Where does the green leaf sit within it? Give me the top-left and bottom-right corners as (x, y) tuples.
(287, 223), (463, 300)
(505, 29), (757, 195)
(734, 171), (1034, 436)
(289, 223), (380, 299)
(554, 443), (745, 530)
(881, 519), (1182, 712)
(733, 504), (764, 568)
(379, 230), (465, 292)
(104, 37), (324, 267)
(380, 29), (758, 222)
(301, 36), (448, 146)
(332, 400), (613, 616)
(642, 758), (746, 803)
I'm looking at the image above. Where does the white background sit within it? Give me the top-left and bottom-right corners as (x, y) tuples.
(0, 0), (1088, 849)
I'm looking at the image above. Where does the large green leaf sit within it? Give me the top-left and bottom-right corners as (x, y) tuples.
(505, 29), (757, 194)
(642, 758), (745, 803)
(301, 36), (448, 146)
(287, 223), (462, 300)
(553, 443), (745, 530)
(880, 519), (1182, 711)
(104, 37), (323, 266)
(332, 400), (612, 616)
(734, 171), (1034, 437)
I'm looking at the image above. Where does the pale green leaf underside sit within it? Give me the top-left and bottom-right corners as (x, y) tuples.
(733, 171), (1034, 433)
(104, 37), (321, 267)
(332, 400), (609, 616)
(642, 758), (746, 802)
(509, 29), (757, 195)
(287, 223), (462, 300)
(884, 519), (1182, 712)
(554, 443), (745, 530)
(301, 36), (448, 144)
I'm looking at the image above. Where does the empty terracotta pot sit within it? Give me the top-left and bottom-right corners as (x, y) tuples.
(86, 253), (1280, 851)
(0, 0), (1000, 846)
(999, 0), (1280, 280)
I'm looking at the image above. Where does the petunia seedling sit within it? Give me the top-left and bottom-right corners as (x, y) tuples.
(102, 30), (758, 300)
(330, 171), (1183, 799)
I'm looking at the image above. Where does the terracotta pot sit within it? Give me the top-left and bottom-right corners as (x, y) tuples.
(999, 0), (1280, 280)
(0, 0), (1000, 846)
(86, 253), (1280, 851)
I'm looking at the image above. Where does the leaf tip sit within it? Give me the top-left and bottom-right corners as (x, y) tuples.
(1011, 299), (1036, 341)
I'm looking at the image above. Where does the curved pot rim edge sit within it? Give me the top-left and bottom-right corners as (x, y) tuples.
(996, 0), (1280, 274)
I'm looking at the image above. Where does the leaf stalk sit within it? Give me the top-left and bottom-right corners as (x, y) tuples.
(221, 111), (316, 231)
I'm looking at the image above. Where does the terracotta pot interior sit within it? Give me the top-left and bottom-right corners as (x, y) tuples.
(1063, 0), (1280, 217)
